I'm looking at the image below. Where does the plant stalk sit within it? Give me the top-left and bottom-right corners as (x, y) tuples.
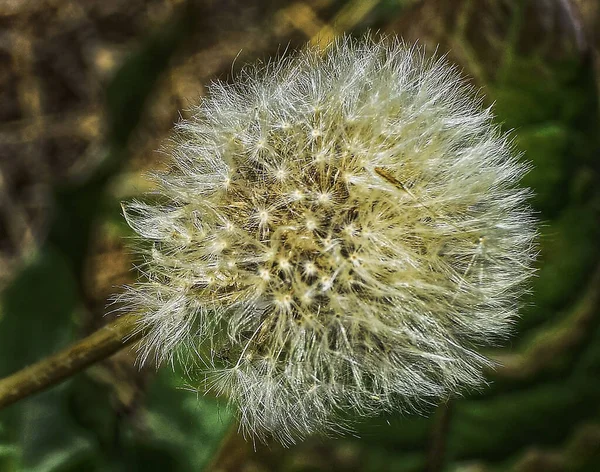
(0, 314), (144, 409)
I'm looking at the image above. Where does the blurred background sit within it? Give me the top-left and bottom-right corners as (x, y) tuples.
(0, 0), (599, 470)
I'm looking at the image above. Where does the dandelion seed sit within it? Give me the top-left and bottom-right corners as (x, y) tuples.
(120, 34), (537, 444)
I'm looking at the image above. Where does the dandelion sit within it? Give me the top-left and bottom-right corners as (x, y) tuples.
(121, 35), (537, 444)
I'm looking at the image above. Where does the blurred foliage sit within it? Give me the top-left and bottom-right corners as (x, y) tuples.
(0, 0), (599, 471)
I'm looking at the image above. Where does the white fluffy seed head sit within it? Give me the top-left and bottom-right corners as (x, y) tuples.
(121, 35), (537, 444)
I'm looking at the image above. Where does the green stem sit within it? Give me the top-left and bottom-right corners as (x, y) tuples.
(0, 314), (144, 409)
(426, 400), (453, 472)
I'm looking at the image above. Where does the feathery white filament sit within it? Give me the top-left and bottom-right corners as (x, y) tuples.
(121, 35), (537, 444)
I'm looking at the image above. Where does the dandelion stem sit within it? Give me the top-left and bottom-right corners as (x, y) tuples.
(426, 400), (453, 472)
(0, 314), (145, 410)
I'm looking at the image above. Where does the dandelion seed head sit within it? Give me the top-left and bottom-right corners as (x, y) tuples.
(121, 34), (537, 444)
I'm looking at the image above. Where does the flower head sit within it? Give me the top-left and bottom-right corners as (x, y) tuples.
(122, 35), (537, 443)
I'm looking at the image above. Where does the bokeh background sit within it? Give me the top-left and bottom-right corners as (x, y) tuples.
(0, 0), (599, 470)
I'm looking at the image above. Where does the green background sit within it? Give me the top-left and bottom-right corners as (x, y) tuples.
(0, 0), (599, 470)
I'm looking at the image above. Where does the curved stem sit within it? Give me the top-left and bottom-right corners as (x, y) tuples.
(0, 314), (145, 409)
